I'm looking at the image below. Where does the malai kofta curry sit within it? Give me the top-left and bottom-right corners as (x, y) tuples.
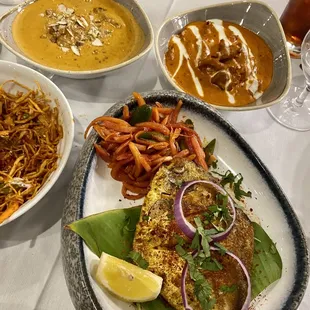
(165, 19), (273, 107)
(12, 0), (145, 71)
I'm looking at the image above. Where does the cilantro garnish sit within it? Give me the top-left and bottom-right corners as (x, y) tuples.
(200, 257), (223, 271)
(234, 174), (252, 200)
(127, 251), (149, 269)
(213, 242), (227, 255)
(194, 217), (211, 258)
(212, 170), (252, 201)
(175, 245), (215, 310)
(175, 234), (186, 246)
(220, 284), (237, 293)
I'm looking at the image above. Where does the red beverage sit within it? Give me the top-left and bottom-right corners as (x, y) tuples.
(280, 0), (310, 58)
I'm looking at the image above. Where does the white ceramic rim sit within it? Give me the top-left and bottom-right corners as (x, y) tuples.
(0, 0), (155, 77)
(155, 0), (292, 111)
(0, 60), (74, 227)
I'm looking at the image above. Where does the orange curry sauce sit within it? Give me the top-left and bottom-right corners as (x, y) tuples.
(165, 20), (273, 107)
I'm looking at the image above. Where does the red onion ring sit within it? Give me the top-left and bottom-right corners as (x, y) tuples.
(210, 246), (251, 310)
(181, 263), (193, 310)
(181, 248), (251, 310)
(174, 180), (236, 241)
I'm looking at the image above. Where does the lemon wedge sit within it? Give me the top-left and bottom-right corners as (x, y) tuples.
(95, 252), (163, 302)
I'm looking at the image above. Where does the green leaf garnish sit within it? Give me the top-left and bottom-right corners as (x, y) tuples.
(201, 257), (223, 271)
(213, 242), (227, 255)
(66, 206), (141, 259)
(176, 245), (214, 310)
(251, 222), (282, 299)
(128, 250), (149, 269)
(190, 231), (200, 250)
(212, 170), (251, 201)
(194, 217), (211, 258)
(175, 234), (186, 246)
(234, 174), (252, 200)
(220, 284), (237, 293)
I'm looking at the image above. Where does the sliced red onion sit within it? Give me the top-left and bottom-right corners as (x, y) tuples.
(181, 263), (193, 310)
(174, 180), (236, 241)
(210, 246), (251, 310)
(180, 248), (251, 310)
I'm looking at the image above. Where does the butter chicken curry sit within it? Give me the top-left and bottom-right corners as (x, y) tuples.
(165, 19), (273, 107)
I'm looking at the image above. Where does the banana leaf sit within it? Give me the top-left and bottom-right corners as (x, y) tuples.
(67, 207), (282, 308)
(251, 222), (282, 299)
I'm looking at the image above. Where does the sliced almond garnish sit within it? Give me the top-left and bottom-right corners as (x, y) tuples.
(92, 38), (103, 46)
(80, 17), (89, 28)
(71, 46), (80, 56)
(76, 19), (86, 28)
(61, 47), (70, 53)
(58, 4), (67, 14)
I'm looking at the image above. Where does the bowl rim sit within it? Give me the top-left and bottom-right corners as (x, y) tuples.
(0, 0), (155, 77)
(0, 59), (74, 227)
(155, 0), (292, 111)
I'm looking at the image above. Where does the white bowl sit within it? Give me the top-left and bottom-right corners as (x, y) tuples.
(0, 0), (154, 79)
(0, 60), (74, 227)
(155, 1), (291, 111)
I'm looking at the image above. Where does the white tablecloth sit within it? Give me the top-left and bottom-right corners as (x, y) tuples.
(0, 0), (309, 309)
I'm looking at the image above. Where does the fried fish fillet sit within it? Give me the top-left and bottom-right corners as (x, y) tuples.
(133, 158), (254, 310)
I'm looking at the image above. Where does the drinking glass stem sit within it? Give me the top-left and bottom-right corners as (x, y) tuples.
(294, 83), (310, 107)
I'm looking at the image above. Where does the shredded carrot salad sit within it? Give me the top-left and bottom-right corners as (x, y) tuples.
(85, 92), (215, 200)
(0, 80), (63, 223)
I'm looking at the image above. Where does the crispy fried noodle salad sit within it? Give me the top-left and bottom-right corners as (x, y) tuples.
(0, 80), (63, 224)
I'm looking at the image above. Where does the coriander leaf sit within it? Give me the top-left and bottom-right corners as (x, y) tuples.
(128, 251), (149, 269)
(214, 242), (227, 255)
(208, 205), (220, 213)
(220, 170), (235, 187)
(194, 217), (211, 258)
(220, 284), (237, 293)
(142, 215), (150, 221)
(190, 231), (200, 250)
(204, 229), (219, 236)
(234, 174), (252, 200)
(175, 234), (186, 246)
(201, 258), (223, 271)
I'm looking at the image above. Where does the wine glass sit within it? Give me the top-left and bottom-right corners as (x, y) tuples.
(268, 30), (310, 131)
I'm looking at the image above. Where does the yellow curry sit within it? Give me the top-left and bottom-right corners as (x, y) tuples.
(13, 0), (145, 71)
(165, 20), (273, 107)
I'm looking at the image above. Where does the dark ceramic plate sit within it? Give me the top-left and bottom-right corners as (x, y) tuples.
(62, 90), (308, 310)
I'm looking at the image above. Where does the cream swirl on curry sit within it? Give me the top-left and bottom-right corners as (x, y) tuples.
(165, 20), (273, 107)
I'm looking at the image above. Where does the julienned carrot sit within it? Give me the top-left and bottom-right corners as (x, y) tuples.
(94, 144), (111, 162)
(173, 149), (189, 158)
(189, 135), (208, 170)
(135, 122), (170, 135)
(87, 92), (215, 200)
(152, 106), (160, 123)
(103, 121), (137, 133)
(122, 105), (130, 121)
(147, 142), (169, 151)
(133, 92), (146, 106)
(128, 142), (143, 178)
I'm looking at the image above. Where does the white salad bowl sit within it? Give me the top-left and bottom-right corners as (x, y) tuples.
(0, 60), (74, 227)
